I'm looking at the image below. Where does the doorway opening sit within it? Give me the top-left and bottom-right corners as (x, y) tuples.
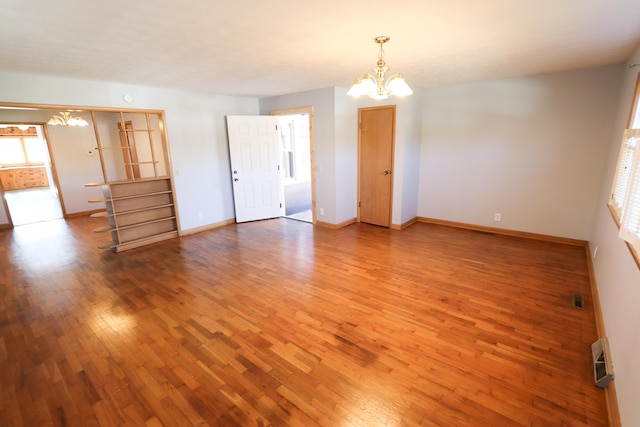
(226, 108), (315, 225)
(271, 106), (315, 224)
(278, 113), (312, 223)
(0, 124), (63, 226)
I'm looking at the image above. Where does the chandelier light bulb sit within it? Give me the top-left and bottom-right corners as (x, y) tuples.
(47, 111), (89, 127)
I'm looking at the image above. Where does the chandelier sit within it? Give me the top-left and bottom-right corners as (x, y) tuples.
(47, 111), (89, 127)
(347, 36), (413, 100)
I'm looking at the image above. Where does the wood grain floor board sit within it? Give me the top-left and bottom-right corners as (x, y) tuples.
(0, 217), (608, 426)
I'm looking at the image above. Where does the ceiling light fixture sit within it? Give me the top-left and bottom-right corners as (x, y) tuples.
(47, 111), (89, 127)
(347, 36), (413, 100)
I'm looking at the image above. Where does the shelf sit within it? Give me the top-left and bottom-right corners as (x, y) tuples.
(96, 143), (151, 150)
(87, 177), (171, 186)
(112, 202), (174, 216)
(90, 211), (110, 218)
(123, 216), (176, 232)
(113, 231), (178, 252)
(90, 203), (175, 217)
(107, 190), (172, 202)
(123, 215), (176, 230)
(87, 177), (178, 251)
(93, 216), (176, 234)
(124, 161), (159, 166)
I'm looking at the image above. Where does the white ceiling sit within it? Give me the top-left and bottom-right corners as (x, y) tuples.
(2, 0), (640, 99)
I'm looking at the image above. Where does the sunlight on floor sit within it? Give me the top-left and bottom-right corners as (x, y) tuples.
(4, 188), (63, 226)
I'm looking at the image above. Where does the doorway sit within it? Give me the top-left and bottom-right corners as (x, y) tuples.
(358, 105), (395, 227)
(278, 113), (312, 223)
(0, 124), (63, 226)
(271, 107), (314, 224)
(226, 108), (315, 225)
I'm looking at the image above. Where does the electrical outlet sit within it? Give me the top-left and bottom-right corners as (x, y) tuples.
(198, 212), (204, 221)
(319, 208), (325, 216)
(494, 213), (501, 222)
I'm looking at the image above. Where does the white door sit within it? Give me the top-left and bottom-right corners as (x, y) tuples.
(226, 115), (282, 223)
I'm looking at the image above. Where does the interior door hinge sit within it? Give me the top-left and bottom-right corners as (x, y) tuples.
(280, 203), (282, 208)
(358, 201), (361, 207)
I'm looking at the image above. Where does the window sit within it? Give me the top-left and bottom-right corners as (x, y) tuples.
(609, 74), (640, 266)
(0, 126), (44, 167)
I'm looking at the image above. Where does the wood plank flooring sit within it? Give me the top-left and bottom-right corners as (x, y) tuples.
(0, 217), (608, 426)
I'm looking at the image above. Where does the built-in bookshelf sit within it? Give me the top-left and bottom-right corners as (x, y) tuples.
(87, 178), (178, 252)
(86, 111), (179, 251)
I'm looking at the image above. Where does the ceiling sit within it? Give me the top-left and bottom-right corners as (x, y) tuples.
(2, 0), (640, 99)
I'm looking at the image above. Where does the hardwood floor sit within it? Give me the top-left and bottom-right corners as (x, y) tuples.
(0, 217), (608, 426)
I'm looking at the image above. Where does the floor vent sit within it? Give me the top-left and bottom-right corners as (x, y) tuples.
(572, 292), (585, 309)
(592, 337), (615, 388)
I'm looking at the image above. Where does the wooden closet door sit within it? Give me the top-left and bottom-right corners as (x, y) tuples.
(358, 105), (395, 227)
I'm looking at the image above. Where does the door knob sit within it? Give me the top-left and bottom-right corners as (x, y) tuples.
(234, 178), (238, 182)
(383, 170), (391, 175)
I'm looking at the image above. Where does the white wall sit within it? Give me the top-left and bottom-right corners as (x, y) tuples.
(590, 46), (640, 426)
(169, 91), (257, 230)
(0, 71), (259, 231)
(418, 67), (621, 240)
(393, 93), (423, 226)
(333, 88), (358, 224)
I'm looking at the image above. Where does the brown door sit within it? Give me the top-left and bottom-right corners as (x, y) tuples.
(358, 105), (395, 227)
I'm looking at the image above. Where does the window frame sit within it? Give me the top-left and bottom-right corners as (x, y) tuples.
(608, 73), (640, 268)
(0, 127), (44, 167)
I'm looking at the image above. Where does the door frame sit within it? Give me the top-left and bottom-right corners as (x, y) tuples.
(357, 105), (396, 227)
(270, 106), (316, 224)
(0, 122), (66, 227)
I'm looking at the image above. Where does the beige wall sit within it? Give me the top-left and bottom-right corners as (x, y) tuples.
(590, 46), (640, 426)
(418, 66), (622, 240)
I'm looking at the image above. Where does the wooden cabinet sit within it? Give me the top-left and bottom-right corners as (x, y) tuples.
(88, 178), (178, 252)
(0, 167), (49, 190)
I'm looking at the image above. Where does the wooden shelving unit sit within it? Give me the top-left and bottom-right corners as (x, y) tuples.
(87, 178), (178, 252)
(86, 111), (179, 252)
